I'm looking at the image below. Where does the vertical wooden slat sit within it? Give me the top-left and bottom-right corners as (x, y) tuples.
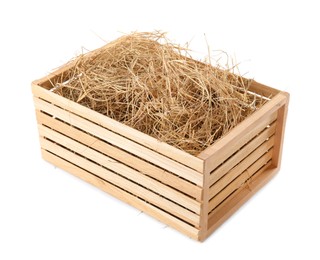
(198, 162), (209, 241)
(271, 92), (290, 168)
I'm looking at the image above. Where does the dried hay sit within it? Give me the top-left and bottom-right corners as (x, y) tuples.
(54, 32), (265, 155)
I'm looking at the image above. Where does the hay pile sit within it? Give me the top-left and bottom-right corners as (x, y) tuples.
(54, 32), (264, 155)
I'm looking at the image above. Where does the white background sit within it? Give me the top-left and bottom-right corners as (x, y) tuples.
(1, 0), (319, 259)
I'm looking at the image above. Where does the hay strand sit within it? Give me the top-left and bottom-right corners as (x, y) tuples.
(54, 32), (265, 155)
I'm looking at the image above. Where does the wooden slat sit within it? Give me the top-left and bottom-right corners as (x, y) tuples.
(271, 92), (290, 168)
(208, 151), (273, 212)
(38, 124), (200, 214)
(249, 80), (280, 97)
(206, 165), (276, 237)
(198, 167), (210, 241)
(40, 137), (200, 226)
(210, 122), (276, 184)
(36, 110), (202, 200)
(34, 97), (203, 186)
(209, 160), (272, 222)
(209, 136), (275, 198)
(199, 93), (287, 172)
(32, 83), (204, 172)
(32, 61), (76, 90)
(41, 149), (199, 240)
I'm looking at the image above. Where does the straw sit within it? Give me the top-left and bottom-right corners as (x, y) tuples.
(54, 32), (265, 155)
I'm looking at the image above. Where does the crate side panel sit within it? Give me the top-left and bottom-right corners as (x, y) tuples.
(271, 92), (290, 168)
(205, 165), (278, 239)
(208, 136), (275, 201)
(209, 121), (276, 185)
(208, 150), (273, 212)
(199, 93), (288, 172)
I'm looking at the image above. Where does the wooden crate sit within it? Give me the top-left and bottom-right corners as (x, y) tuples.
(32, 61), (289, 241)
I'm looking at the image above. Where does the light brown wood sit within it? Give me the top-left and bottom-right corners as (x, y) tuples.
(32, 83), (204, 172)
(209, 136), (275, 200)
(210, 122), (276, 185)
(208, 150), (273, 212)
(40, 137), (200, 226)
(199, 93), (287, 173)
(32, 64), (289, 241)
(41, 149), (200, 240)
(205, 165), (277, 240)
(198, 165), (210, 241)
(38, 124), (201, 214)
(271, 92), (290, 168)
(34, 97), (203, 186)
(32, 61), (77, 90)
(249, 80), (280, 97)
(36, 110), (202, 200)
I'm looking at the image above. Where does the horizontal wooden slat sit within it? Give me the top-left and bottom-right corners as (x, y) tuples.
(32, 83), (204, 172)
(210, 121), (276, 184)
(40, 137), (200, 226)
(41, 149), (199, 240)
(36, 110), (202, 200)
(248, 80), (280, 97)
(38, 124), (200, 214)
(32, 61), (76, 90)
(34, 97), (203, 186)
(208, 151), (273, 212)
(209, 136), (275, 198)
(206, 164), (276, 238)
(199, 93), (287, 172)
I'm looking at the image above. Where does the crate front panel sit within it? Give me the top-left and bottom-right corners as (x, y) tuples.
(33, 85), (203, 240)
